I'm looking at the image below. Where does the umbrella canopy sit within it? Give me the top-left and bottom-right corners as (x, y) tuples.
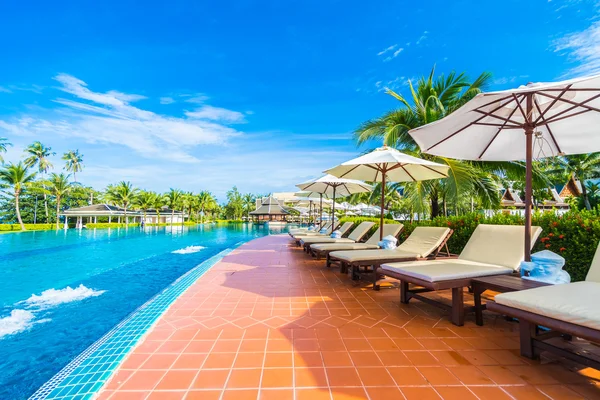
(296, 175), (373, 233)
(325, 146), (449, 239)
(408, 74), (600, 260)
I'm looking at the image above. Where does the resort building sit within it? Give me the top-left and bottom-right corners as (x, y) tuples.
(61, 204), (140, 228)
(249, 196), (290, 222)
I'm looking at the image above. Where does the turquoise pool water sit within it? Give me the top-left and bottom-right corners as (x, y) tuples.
(0, 224), (279, 400)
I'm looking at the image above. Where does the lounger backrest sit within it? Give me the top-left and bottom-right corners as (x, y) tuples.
(585, 242), (600, 283)
(335, 222), (354, 236)
(347, 222), (376, 241)
(397, 227), (451, 258)
(366, 223), (404, 245)
(458, 224), (543, 270)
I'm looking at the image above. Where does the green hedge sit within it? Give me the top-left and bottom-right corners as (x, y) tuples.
(0, 223), (55, 231)
(86, 223), (141, 228)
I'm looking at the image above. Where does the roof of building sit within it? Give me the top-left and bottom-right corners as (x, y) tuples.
(249, 196), (290, 215)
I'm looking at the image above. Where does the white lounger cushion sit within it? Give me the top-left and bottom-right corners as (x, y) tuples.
(330, 249), (422, 262)
(495, 281), (600, 331)
(381, 259), (513, 282)
(346, 222), (376, 242)
(301, 237), (356, 245)
(364, 224), (404, 245)
(458, 224), (543, 270)
(329, 227), (450, 262)
(310, 242), (380, 251)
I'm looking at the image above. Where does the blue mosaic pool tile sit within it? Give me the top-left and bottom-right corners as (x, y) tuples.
(29, 246), (238, 400)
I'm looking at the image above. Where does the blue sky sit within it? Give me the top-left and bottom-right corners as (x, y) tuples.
(0, 0), (598, 200)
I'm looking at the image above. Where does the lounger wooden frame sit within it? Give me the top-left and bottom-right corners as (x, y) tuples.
(309, 226), (404, 260)
(326, 230), (454, 286)
(487, 301), (600, 370)
(292, 222), (341, 246)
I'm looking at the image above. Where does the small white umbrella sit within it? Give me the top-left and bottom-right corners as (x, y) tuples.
(325, 146), (449, 239)
(296, 175), (373, 232)
(295, 191), (329, 225)
(408, 74), (600, 260)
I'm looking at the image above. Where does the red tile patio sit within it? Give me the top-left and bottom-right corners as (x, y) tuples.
(97, 234), (600, 399)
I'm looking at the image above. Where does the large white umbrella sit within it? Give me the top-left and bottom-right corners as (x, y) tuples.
(295, 191), (329, 226)
(408, 74), (600, 260)
(296, 175), (373, 233)
(325, 146), (449, 239)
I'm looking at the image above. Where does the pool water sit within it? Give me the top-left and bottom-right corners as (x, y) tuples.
(0, 223), (281, 400)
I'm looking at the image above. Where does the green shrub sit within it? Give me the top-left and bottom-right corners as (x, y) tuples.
(86, 223), (140, 228)
(338, 216), (397, 238)
(0, 223), (55, 231)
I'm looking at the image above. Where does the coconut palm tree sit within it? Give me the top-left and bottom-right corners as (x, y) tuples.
(152, 192), (167, 225)
(354, 67), (512, 217)
(547, 153), (600, 210)
(167, 188), (183, 225)
(197, 190), (215, 223)
(243, 193), (256, 220)
(24, 141), (55, 222)
(46, 173), (72, 230)
(0, 137), (12, 163)
(0, 162), (36, 230)
(62, 150), (84, 182)
(135, 191), (157, 225)
(106, 181), (139, 227)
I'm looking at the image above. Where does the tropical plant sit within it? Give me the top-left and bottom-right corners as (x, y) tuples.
(135, 191), (157, 223)
(62, 149), (84, 182)
(46, 173), (72, 229)
(197, 191), (216, 223)
(547, 153), (600, 210)
(353, 67), (531, 217)
(243, 193), (256, 220)
(24, 141), (55, 222)
(152, 192), (167, 224)
(167, 188), (183, 225)
(0, 137), (12, 163)
(0, 162), (36, 230)
(105, 181), (139, 226)
(225, 186), (244, 220)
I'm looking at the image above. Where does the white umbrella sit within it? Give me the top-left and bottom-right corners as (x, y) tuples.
(295, 191), (326, 225)
(408, 74), (600, 260)
(296, 175), (373, 232)
(325, 146), (449, 239)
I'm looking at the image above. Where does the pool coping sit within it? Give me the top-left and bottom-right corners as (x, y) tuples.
(29, 243), (245, 400)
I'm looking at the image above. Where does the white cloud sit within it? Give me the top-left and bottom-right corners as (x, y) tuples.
(383, 47), (404, 62)
(0, 74), (244, 163)
(182, 93), (209, 104)
(185, 105), (246, 123)
(554, 20), (600, 77)
(377, 44), (397, 56)
(159, 97), (175, 104)
(0, 86), (11, 93)
(416, 31), (428, 45)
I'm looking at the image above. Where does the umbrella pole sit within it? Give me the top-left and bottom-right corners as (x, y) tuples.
(524, 94), (534, 262)
(331, 186), (336, 234)
(319, 194), (323, 229)
(380, 169), (386, 240)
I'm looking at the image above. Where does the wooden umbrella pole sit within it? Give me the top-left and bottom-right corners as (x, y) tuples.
(319, 194), (323, 229)
(331, 186), (336, 234)
(524, 93), (534, 262)
(380, 167), (386, 240)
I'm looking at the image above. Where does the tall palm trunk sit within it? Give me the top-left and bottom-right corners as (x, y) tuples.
(171, 209), (175, 226)
(55, 196), (61, 230)
(581, 180), (592, 210)
(430, 191), (440, 219)
(124, 205), (129, 227)
(15, 190), (26, 230)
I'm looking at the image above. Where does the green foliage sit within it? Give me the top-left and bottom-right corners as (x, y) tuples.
(0, 223), (54, 231)
(394, 210), (600, 282)
(87, 223), (141, 228)
(338, 216), (397, 237)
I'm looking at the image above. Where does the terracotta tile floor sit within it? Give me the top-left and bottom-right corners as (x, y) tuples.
(97, 234), (600, 400)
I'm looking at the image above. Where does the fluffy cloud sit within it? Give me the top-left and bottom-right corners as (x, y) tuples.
(0, 74), (244, 163)
(159, 96), (175, 104)
(377, 44), (397, 56)
(185, 105), (246, 123)
(555, 20), (600, 77)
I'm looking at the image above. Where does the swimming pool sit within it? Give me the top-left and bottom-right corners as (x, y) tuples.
(0, 223), (280, 400)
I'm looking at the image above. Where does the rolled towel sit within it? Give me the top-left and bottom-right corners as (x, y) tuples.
(378, 235), (398, 249)
(330, 230), (341, 239)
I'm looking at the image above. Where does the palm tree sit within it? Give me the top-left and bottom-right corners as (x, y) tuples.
(106, 181), (139, 226)
(135, 191), (157, 225)
(0, 137), (12, 163)
(0, 162), (36, 230)
(152, 193), (167, 225)
(197, 191), (215, 223)
(354, 67), (508, 217)
(62, 150), (84, 182)
(167, 188), (183, 225)
(46, 173), (72, 230)
(547, 153), (600, 210)
(24, 141), (55, 222)
(243, 193), (256, 220)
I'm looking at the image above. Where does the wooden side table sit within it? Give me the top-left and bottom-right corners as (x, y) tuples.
(472, 274), (551, 326)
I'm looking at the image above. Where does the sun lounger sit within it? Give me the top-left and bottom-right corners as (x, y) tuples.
(293, 222), (353, 246)
(379, 224), (542, 326)
(289, 222), (333, 236)
(309, 224), (404, 260)
(486, 242), (600, 368)
(327, 227), (453, 282)
(300, 222), (375, 251)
